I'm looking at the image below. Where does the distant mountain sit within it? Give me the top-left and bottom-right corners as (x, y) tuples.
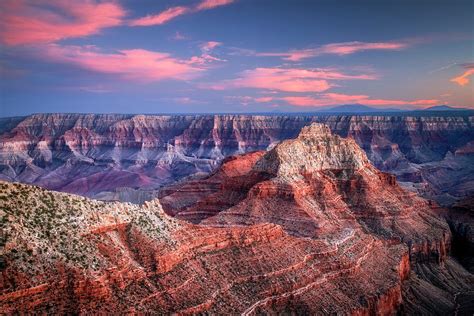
(321, 104), (472, 114)
(322, 104), (402, 113)
(422, 105), (470, 111)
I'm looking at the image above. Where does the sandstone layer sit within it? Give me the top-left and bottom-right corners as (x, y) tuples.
(1, 114), (473, 205)
(2, 123), (472, 314)
(0, 181), (412, 314)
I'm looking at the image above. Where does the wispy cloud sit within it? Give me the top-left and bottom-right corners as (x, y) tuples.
(428, 62), (458, 74)
(194, 41), (226, 63)
(249, 41), (408, 61)
(39, 44), (210, 82)
(205, 67), (376, 93)
(129, 6), (190, 26)
(278, 93), (438, 107)
(200, 41), (222, 52)
(0, 0), (125, 46)
(172, 97), (208, 105)
(224, 96), (259, 106)
(224, 93), (438, 108)
(130, 0), (235, 27)
(196, 0), (235, 10)
(451, 63), (474, 86)
(64, 85), (113, 93)
(172, 31), (188, 41)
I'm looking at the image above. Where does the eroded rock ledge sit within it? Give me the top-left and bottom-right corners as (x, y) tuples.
(1, 123), (473, 314)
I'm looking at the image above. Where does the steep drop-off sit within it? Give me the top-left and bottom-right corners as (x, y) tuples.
(0, 181), (415, 314)
(1, 114), (472, 205)
(2, 123), (471, 314)
(160, 123), (474, 314)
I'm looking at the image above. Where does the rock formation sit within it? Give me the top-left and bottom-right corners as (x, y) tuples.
(161, 123), (450, 249)
(1, 114), (473, 205)
(2, 123), (472, 314)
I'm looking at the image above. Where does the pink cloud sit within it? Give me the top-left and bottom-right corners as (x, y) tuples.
(255, 97), (273, 103)
(206, 67), (375, 92)
(196, 0), (235, 10)
(280, 93), (438, 107)
(130, 0), (235, 27)
(196, 41), (226, 63)
(200, 41), (222, 52)
(40, 45), (206, 82)
(129, 6), (189, 26)
(256, 41), (408, 61)
(171, 97), (207, 105)
(451, 66), (474, 86)
(320, 41), (408, 55)
(224, 94), (438, 108)
(0, 0), (125, 46)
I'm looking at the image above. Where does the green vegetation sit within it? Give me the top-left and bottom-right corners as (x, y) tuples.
(1, 180), (173, 274)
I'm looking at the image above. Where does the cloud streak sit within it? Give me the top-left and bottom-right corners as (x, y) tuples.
(0, 0), (126, 46)
(276, 93), (438, 107)
(196, 0), (235, 10)
(39, 45), (209, 82)
(451, 63), (474, 86)
(252, 41), (408, 61)
(194, 41), (226, 63)
(129, 6), (190, 26)
(0, 0), (235, 45)
(206, 67), (376, 93)
(130, 0), (235, 27)
(225, 93), (438, 108)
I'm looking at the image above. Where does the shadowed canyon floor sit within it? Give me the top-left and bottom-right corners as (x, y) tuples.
(1, 114), (473, 205)
(1, 124), (473, 314)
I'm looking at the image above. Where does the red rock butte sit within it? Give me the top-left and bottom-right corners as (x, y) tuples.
(1, 123), (473, 314)
(1, 113), (473, 206)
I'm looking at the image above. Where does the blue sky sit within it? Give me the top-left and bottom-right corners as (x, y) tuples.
(0, 0), (473, 116)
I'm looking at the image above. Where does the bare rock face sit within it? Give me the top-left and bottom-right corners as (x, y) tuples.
(160, 123), (474, 313)
(1, 124), (472, 314)
(254, 124), (369, 179)
(161, 123), (442, 240)
(1, 114), (473, 205)
(162, 123), (448, 246)
(0, 181), (408, 314)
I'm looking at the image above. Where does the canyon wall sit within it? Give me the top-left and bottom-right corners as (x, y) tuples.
(0, 113), (473, 205)
(2, 124), (472, 314)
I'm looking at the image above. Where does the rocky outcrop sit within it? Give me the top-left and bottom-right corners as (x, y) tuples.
(160, 123), (473, 314)
(1, 124), (472, 314)
(1, 114), (473, 205)
(161, 123), (450, 252)
(0, 181), (412, 314)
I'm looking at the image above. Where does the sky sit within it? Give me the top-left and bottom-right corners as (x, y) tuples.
(0, 0), (473, 116)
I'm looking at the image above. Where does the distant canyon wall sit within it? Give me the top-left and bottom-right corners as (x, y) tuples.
(0, 114), (473, 204)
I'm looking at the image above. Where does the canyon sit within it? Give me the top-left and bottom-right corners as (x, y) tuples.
(1, 123), (473, 314)
(0, 113), (473, 205)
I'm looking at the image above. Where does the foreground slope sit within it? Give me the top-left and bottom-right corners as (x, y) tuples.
(2, 123), (473, 314)
(0, 181), (409, 314)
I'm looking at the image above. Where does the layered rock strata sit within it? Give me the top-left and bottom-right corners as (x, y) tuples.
(1, 114), (472, 204)
(1, 123), (472, 314)
(0, 181), (411, 314)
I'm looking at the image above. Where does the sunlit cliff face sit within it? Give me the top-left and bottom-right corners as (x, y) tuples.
(3, 123), (469, 314)
(1, 113), (473, 205)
